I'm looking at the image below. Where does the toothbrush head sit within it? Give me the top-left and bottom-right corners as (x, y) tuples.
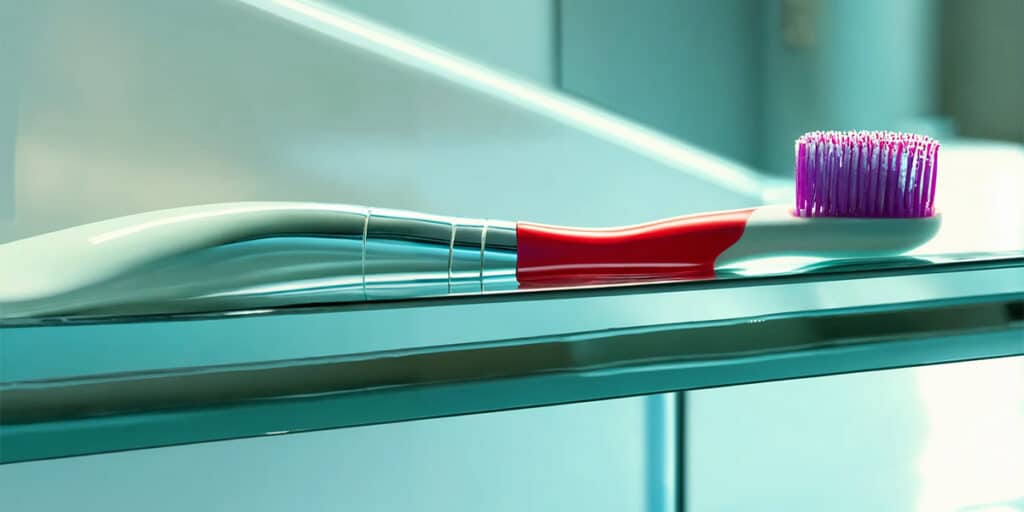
(795, 131), (940, 218)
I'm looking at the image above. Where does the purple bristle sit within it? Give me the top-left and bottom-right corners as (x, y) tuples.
(794, 131), (939, 218)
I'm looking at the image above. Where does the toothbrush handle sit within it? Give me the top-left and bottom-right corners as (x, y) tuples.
(364, 208), (517, 299)
(0, 202), (520, 318)
(515, 209), (754, 286)
(1, 203), (756, 319)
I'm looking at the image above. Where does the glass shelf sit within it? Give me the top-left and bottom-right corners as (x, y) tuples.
(1, 252), (1021, 463)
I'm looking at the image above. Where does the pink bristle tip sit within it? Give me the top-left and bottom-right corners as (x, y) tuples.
(794, 131), (940, 218)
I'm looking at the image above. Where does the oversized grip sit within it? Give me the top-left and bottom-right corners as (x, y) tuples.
(516, 209), (754, 286)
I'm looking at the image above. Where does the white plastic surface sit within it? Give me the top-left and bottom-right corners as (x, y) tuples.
(717, 204), (942, 267)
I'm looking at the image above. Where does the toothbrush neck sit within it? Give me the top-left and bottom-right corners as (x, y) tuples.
(515, 209), (754, 287)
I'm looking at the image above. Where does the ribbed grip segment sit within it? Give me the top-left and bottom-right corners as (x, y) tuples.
(515, 209), (754, 287)
(364, 209), (519, 299)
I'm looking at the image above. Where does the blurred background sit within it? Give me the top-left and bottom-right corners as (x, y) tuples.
(1, 1), (1021, 511)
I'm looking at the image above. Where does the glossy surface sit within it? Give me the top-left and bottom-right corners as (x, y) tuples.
(516, 209), (752, 286)
(363, 208), (454, 299)
(717, 204), (942, 266)
(0, 203), (528, 317)
(481, 220), (519, 292)
(0, 203), (370, 317)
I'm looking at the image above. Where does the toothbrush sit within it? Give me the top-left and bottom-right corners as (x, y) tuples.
(0, 131), (940, 319)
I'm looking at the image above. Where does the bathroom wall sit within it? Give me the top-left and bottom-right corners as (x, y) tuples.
(558, 0), (943, 174)
(559, 0), (763, 168)
(0, 1), (27, 220)
(940, 0), (1024, 143)
(335, 0), (555, 84)
(760, 0), (940, 174)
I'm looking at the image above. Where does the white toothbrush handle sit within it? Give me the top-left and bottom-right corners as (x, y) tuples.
(717, 204), (941, 267)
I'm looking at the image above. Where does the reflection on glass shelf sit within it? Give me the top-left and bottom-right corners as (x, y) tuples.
(718, 251), (1024, 278)
(3, 249), (1021, 327)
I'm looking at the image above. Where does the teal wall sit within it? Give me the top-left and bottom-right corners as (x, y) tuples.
(759, 0), (939, 174)
(335, 0), (555, 84)
(560, 0), (763, 168)
(559, 0), (943, 174)
(940, 0), (1024, 142)
(0, 1), (24, 219)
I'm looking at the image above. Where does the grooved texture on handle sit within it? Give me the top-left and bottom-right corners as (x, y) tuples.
(516, 209), (754, 286)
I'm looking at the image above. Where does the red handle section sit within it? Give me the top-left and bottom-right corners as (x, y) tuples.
(516, 209), (754, 287)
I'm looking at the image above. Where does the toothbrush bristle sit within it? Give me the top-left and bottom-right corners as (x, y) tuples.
(794, 131), (939, 218)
